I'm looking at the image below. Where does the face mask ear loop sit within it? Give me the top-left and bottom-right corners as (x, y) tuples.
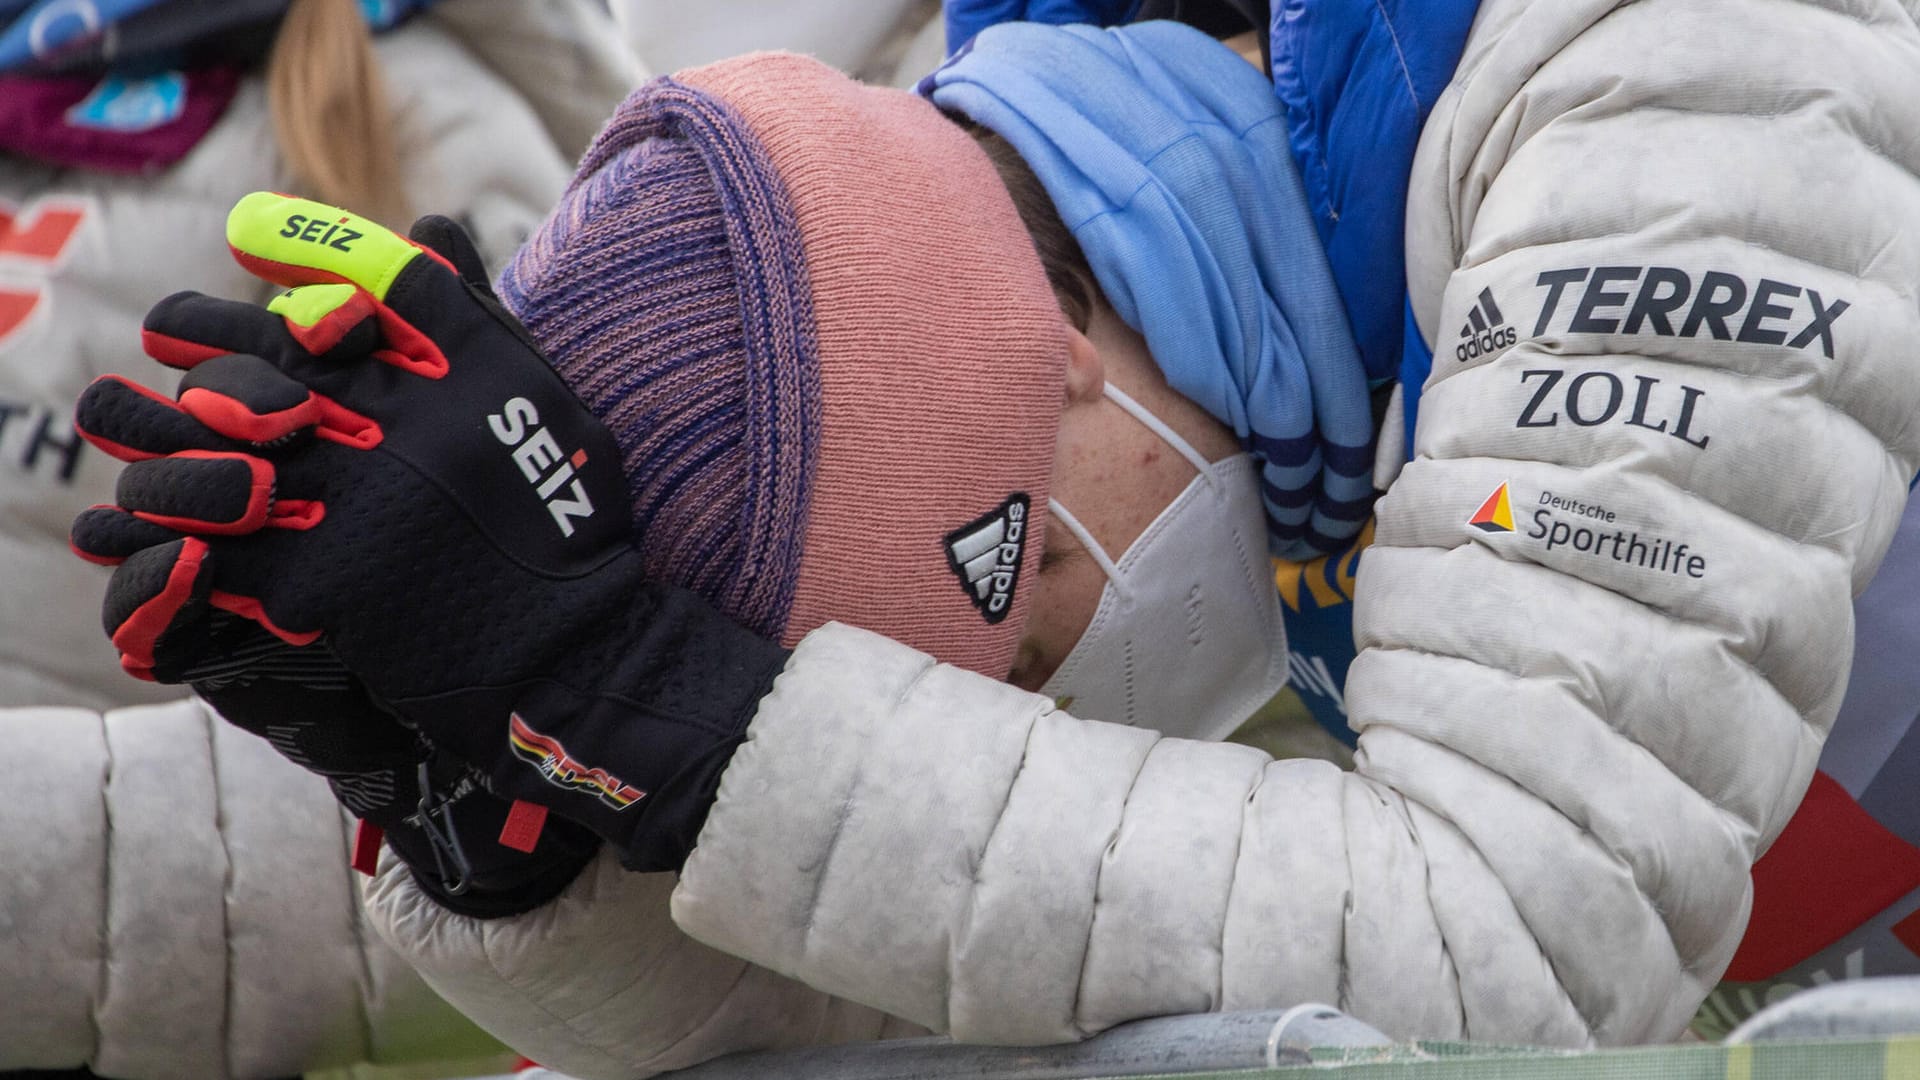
(1047, 497), (1130, 601)
(1102, 383), (1216, 480)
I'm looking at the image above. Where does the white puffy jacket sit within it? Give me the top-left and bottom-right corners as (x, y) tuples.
(1, 697), (510, 1078)
(0, 3), (638, 1075)
(366, 0), (1920, 1074)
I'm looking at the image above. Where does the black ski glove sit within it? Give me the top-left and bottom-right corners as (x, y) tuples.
(204, 678), (601, 918)
(71, 194), (789, 873)
(70, 446), (599, 915)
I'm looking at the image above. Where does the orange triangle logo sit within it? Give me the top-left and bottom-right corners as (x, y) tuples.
(1469, 482), (1515, 533)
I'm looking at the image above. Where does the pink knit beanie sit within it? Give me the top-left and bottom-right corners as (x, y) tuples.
(500, 53), (1068, 678)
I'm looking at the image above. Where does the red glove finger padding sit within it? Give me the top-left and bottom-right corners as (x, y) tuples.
(70, 505), (185, 566)
(113, 451), (284, 535)
(74, 358), (364, 546)
(178, 353), (320, 443)
(102, 538), (211, 679)
(177, 354), (382, 449)
(142, 289), (378, 371)
(74, 376), (233, 462)
(143, 281), (442, 382)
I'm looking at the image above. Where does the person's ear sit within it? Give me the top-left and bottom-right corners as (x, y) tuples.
(1064, 324), (1104, 405)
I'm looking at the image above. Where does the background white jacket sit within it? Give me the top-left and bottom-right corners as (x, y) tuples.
(0, 3), (638, 1074)
(2, 698), (506, 1078)
(373, 0), (1920, 1072)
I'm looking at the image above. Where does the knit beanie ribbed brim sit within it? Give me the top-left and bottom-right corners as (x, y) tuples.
(502, 54), (1069, 678)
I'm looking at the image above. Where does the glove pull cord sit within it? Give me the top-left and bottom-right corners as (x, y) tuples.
(415, 761), (474, 895)
(498, 798), (549, 854)
(351, 819), (384, 877)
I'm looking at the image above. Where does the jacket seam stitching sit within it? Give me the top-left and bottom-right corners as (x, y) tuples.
(634, 955), (760, 1072)
(199, 705), (238, 1079)
(1379, 773), (1603, 1042)
(1213, 756), (1266, 1011)
(478, 918), (650, 1074)
(956, 698), (1051, 1034)
(1399, 790), (1469, 1038)
(1355, 652), (1748, 1000)
(91, 711), (114, 1073)
(1352, 639), (1787, 828)
(1369, 0), (1422, 109)
(1066, 735), (1158, 1037)
(798, 656), (940, 982)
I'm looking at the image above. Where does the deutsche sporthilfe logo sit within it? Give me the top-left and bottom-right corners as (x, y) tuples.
(1468, 482), (1516, 533)
(1468, 481), (1709, 580)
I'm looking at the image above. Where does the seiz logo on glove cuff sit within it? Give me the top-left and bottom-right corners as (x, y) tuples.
(489, 397), (595, 537)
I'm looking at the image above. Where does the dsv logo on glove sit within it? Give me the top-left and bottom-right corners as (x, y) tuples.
(488, 397), (597, 537)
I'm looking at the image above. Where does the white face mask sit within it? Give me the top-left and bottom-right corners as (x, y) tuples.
(1039, 384), (1290, 740)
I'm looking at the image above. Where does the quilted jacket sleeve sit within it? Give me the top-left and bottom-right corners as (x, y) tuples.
(0, 698), (498, 1079)
(670, 0), (1920, 1048)
(422, 0), (644, 170)
(361, 846), (925, 1080)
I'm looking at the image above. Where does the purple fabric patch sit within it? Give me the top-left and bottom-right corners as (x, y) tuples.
(500, 78), (821, 641)
(0, 65), (238, 172)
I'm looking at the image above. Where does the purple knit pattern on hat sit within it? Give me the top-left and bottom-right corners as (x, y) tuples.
(499, 78), (821, 639)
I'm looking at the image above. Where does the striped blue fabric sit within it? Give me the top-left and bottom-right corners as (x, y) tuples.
(924, 20), (1374, 559)
(0, 0), (440, 73)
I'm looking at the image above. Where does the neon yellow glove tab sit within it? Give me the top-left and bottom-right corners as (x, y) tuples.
(266, 283), (362, 329)
(226, 192), (423, 301)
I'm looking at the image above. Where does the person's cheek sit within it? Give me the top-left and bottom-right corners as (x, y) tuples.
(1008, 637), (1048, 691)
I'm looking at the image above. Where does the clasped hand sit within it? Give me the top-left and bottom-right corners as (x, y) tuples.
(70, 194), (787, 877)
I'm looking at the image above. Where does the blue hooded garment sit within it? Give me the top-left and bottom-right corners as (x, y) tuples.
(925, 21), (1377, 561)
(928, 0), (1480, 738)
(1266, 0), (1477, 740)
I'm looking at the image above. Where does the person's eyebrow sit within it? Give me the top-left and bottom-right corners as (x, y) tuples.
(1039, 520), (1087, 570)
